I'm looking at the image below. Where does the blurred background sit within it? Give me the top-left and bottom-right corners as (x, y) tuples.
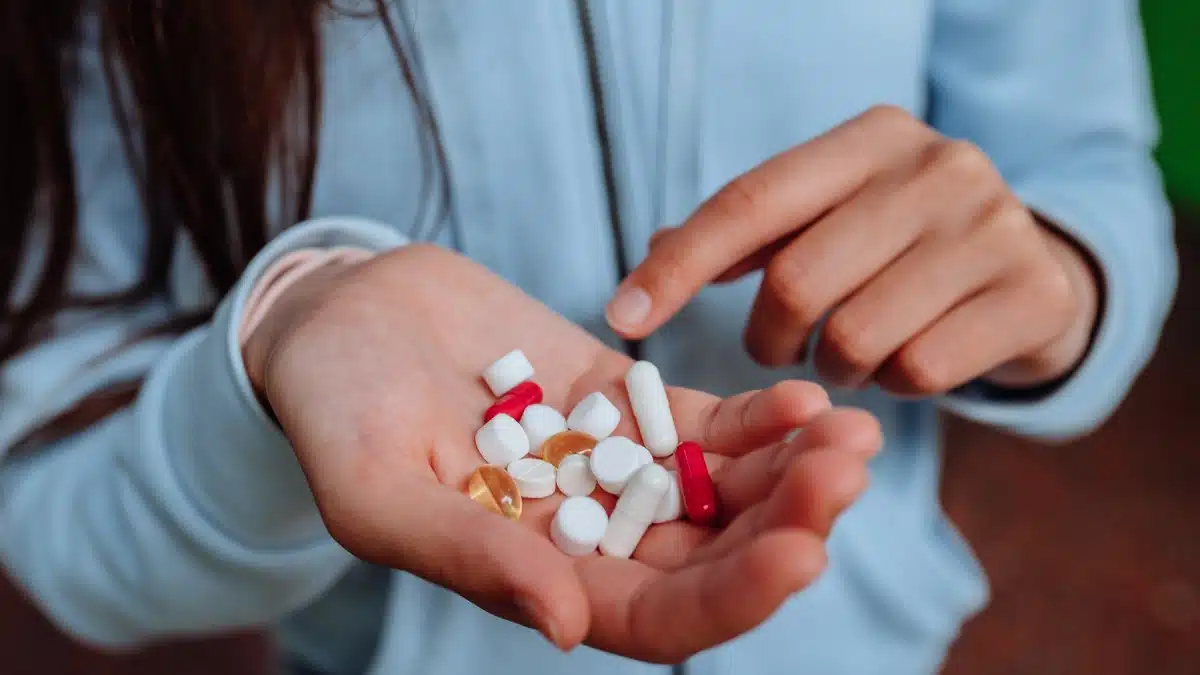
(1, 3), (1196, 674)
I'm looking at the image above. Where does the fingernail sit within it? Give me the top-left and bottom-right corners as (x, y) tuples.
(541, 619), (565, 650)
(606, 285), (651, 330)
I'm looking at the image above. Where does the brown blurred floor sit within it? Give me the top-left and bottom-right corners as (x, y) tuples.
(1, 218), (1197, 675)
(940, 214), (1200, 675)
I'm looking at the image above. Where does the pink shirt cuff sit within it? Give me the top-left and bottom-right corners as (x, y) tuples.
(238, 247), (375, 346)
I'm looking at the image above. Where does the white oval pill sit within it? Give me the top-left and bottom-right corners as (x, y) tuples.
(551, 497), (609, 557)
(625, 361), (679, 458)
(652, 470), (683, 523)
(520, 404), (567, 456)
(556, 454), (597, 497)
(475, 414), (530, 466)
(600, 464), (670, 558)
(589, 436), (644, 495)
(482, 349), (535, 397)
(567, 392), (621, 441)
(506, 458), (557, 499)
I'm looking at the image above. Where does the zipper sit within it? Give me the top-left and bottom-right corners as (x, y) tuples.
(575, 0), (644, 362)
(576, 6), (693, 675)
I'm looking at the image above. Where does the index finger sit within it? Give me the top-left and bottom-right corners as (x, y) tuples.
(606, 105), (934, 339)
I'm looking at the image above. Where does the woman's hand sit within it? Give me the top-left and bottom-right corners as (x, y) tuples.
(608, 105), (1101, 395)
(241, 244), (881, 663)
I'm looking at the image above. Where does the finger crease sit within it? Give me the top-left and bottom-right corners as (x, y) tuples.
(739, 392), (756, 437)
(700, 398), (723, 450)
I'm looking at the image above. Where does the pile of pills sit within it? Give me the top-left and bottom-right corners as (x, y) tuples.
(465, 349), (719, 559)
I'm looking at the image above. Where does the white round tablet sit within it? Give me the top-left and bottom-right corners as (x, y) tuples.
(482, 349), (535, 397)
(589, 436), (644, 495)
(551, 497), (609, 557)
(566, 392), (621, 441)
(521, 404), (567, 456)
(634, 442), (653, 469)
(652, 470), (683, 523)
(506, 458), (557, 499)
(475, 414), (530, 466)
(556, 454), (597, 497)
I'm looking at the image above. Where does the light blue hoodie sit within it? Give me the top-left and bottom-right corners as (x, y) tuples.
(0, 2), (1176, 674)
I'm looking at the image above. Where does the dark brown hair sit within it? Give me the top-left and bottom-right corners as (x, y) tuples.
(0, 1), (446, 445)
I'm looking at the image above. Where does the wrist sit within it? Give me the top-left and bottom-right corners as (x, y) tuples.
(241, 249), (374, 398)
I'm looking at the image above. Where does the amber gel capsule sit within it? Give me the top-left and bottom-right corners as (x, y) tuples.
(540, 431), (597, 467)
(599, 463), (670, 558)
(466, 465), (522, 521)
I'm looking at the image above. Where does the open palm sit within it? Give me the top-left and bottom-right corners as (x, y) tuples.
(260, 244), (881, 663)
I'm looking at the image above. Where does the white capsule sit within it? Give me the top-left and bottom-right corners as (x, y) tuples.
(600, 463), (670, 558)
(589, 436), (646, 495)
(482, 349), (535, 397)
(652, 470), (683, 523)
(475, 414), (530, 465)
(520, 404), (567, 457)
(506, 458), (557, 499)
(551, 497), (609, 557)
(566, 392), (621, 440)
(625, 361), (679, 458)
(555, 454), (597, 497)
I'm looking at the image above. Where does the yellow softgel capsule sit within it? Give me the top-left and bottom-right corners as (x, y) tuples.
(540, 431), (598, 468)
(466, 465), (522, 521)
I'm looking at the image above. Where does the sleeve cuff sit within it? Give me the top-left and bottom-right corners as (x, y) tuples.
(159, 217), (409, 548)
(939, 190), (1176, 441)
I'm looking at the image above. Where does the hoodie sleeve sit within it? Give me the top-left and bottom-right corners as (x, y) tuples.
(1, 218), (407, 649)
(0, 15), (408, 649)
(928, 0), (1178, 441)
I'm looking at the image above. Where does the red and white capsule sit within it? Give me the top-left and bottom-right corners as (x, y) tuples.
(483, 381), (544, 423)
(675, 441), (719, 526)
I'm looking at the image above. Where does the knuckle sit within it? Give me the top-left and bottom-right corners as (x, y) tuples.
(828, 458), (871, 508)
(892, 346), (951, 395)
(935, 139), (997, 184)
(821, 311), (880, 374)
(743, 328), (782, 368)
(763, 260), (821, 325)
(1030, 265), (1078, 329)
(743, 325), (789, 368)
(646, 239), (696, 297)
(987, 205), (1046, 266)
(770, 380), (832, 421)
(710, 173), (773, 223)
(860, 104), (915, 131)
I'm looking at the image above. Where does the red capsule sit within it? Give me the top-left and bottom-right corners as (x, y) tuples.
(483, 381), (543, 423)
(675, 441), (719, 526)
